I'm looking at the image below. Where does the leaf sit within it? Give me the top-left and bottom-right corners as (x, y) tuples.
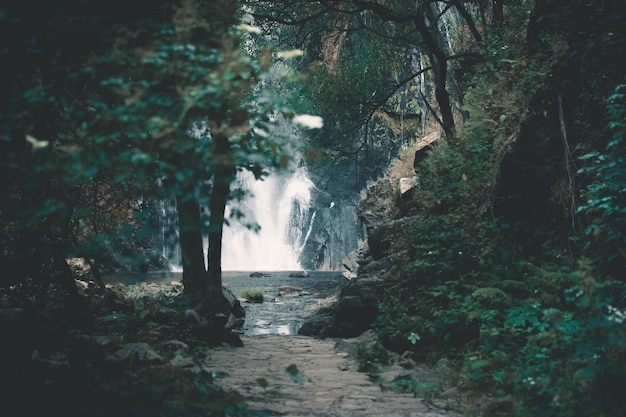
(408, 332), (421, 344)
(285, 364), (305, 384)
(212, 371), (229, 379)
(110, 343), (163, 362)
(256, 377), (269, 389)
(26, 134), (49, 150)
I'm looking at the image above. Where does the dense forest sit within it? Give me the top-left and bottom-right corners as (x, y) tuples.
(1, 1), (625, 416)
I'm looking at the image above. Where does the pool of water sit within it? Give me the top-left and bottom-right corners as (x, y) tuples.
(222, 271), (344, 336)
(106, 270), (345, 336)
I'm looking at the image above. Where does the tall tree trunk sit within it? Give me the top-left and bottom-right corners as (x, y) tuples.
(414, 14), (456, 138)
(176, 195), (208, 300)
(206, 131), (235, 296)
(493, 0), (504, 27)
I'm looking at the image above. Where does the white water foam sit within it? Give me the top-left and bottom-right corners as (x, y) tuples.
(221, 168), (314, 271)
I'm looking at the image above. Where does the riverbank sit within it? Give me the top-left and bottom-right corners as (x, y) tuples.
(107, 270), (346, 336)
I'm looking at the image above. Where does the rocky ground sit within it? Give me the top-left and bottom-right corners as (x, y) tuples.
(205, 332), (463, 417)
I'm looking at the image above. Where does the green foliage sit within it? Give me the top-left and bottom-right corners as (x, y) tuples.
(285, 363), (306, 384)
(462, 262), (626, 417)
(577, 84), (626, 277)
(239, 288), (264, 303)
(1, 0), (311, 297)
(371, 5), (626, 416)
(7, 280), (249, 417)
(356, 341), (391, 383)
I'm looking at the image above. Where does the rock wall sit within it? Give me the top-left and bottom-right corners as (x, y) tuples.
(298, 155), (374, 271)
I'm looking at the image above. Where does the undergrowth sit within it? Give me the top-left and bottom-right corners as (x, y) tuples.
(2, 281), (248, 417)
(371, 4), (626, 416)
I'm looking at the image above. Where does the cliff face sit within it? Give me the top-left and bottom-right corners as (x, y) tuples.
(298, 141), (396, 271)
(298, 185), (363, 271)
(493, 0), (626, 253)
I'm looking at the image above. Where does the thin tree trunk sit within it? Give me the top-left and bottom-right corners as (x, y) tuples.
(176, 195), (208, 300)
(206, 132), (235, 296)
(414, 14), (456, 138)
(493, 0), (504, 26)
(207, 178), (229, 295)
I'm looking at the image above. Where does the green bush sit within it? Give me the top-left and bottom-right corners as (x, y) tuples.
(577, 84), (626, 278)
(374, 79), (626, 416)
(239, 288), (264, 303)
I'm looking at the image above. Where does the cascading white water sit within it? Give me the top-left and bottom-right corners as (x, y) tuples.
(221, 167), (314, 271)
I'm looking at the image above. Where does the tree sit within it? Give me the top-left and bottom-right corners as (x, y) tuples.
(1, 0), (302, 318)
(246, 0), (486, 142)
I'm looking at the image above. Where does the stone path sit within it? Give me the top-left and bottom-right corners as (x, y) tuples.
(205, 335), (462, 417)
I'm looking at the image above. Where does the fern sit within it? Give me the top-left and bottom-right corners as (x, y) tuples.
(472, 287), (509, 300)
(494, 280), (534, 297)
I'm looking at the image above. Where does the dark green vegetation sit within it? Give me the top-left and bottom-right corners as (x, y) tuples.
(250, 0), (626, 415)
(239, 288), (265, 303)
(1, 1), (302, 415)
(363, 4), (626, 417)
(2, 1), (625, 416)
(3, 282), (247, 416)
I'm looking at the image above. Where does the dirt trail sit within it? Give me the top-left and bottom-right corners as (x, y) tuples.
(206, 335), (461, 417)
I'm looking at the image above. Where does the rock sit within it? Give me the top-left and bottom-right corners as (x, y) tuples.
(341, 241), (369, 280)
(289, 270), (309, 277)
(334, 329), (379, 358)
(439, 387), (459, 400)
(399, 177), (416, 194)
(250, 272), (271, 277)
(413, 131), (440, 170)
(342, 270), (357, 280)
(359, 178), (397, 236)
(333, 274), (385, 337)
(298, 312), (335, 336)
(433, 358), (457, 381)
(366, 217), (413, 260)
(222, 286), (245, 319)
(169, 355), (199, 372)
(297, 271), (384, 338)
(225, 315), (245, 331)
(382, 364), (413, 384)
(67, 257), (93, 280)
(298, 295), (340, 336)
(162, 339), (189, 351)
(398, 351), (417, 369)
(109, 342), (163, 363)
(278, 285), (302, 294)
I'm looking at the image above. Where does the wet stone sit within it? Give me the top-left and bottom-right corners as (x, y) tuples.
(205, 335), (463, 417)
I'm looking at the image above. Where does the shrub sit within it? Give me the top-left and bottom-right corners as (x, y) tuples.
(239, 288), (264, 303)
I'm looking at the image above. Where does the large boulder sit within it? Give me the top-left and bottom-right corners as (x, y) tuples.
(222, 286), (245, 331)
(333, 273), (385, 337)
(299, 271), (385, 338)
(413, 131), (440, 171)
(341, 240), (369, 280)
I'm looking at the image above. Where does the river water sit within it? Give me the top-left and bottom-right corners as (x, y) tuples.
(109, 270), (345, 337)
(223, 271), (344, 336)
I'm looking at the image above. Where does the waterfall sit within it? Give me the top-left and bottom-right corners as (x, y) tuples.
(162, 167), (314, 272)
(222, 167), (314, 271)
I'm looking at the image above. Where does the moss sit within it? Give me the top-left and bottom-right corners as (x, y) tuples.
(239, 288), (264, 303)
